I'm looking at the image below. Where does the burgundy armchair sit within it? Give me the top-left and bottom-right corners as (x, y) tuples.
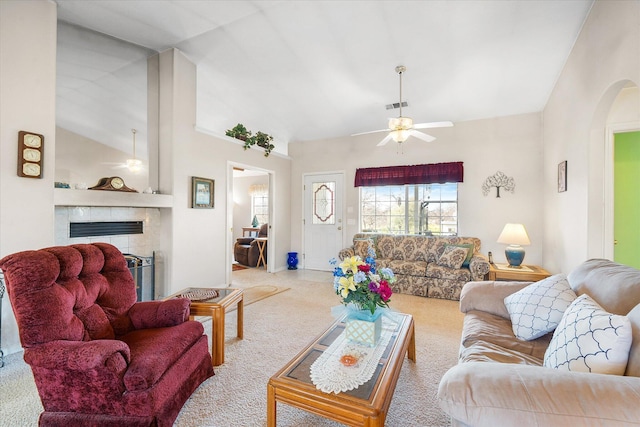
(0, 243), (214, 427)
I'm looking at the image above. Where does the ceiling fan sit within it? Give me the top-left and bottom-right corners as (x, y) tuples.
(101, 129), (144, 173)
(353, 65), (453, 146)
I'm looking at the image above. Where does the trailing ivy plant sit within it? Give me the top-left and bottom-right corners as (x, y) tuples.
(225, 123), (251, 141)
(253, 131), (275, 157)
(225, 123), (275, 157)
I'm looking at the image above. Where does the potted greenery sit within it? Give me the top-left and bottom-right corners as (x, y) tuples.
(225, 123), (251, 141)
(226, 123), (275, 157)
(253, 131), (275, 157)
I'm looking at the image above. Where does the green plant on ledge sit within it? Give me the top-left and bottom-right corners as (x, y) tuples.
(225, 123), (251, 141)
(253, 131), (275, 157)
(225, 123), (275, 157)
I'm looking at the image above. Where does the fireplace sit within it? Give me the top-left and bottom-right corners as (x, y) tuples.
(55, 206), (162, 299)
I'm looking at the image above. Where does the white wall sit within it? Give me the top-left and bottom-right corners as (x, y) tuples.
(157, 49), (292, 293)
(543, 0), (640, 273)
(0, 0), (58, 355)
(0, 22), (293, 355)
(55, 127), (150, 191)
(609, 87), (640, 124)
(289, 112), (544, 267)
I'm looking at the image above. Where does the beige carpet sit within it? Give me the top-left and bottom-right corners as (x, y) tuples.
(234, 284), (289, 308)
(0, 269), (463, 426)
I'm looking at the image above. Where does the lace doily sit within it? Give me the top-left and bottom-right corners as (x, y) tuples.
(310, 317), (396, 394)
(177, 289), (219, 301)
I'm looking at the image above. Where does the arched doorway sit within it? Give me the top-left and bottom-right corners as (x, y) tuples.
(588, 81), (640, 261)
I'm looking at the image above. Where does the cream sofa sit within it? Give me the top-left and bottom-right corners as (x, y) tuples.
(438, 259), (640, 426)
(338, 233), (490, 300)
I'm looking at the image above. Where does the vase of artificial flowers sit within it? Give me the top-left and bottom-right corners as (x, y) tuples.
(330, 249), (395, 346)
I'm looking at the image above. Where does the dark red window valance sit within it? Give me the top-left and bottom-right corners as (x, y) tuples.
(354, 162), (463, 187)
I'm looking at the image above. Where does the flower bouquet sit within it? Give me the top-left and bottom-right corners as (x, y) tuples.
(330, 248), (396, 345)
(330, 248), (395, 314)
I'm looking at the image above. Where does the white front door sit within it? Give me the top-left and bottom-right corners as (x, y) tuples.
(303, 173), (344, 270)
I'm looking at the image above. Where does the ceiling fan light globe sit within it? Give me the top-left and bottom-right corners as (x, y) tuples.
(389, 116), (413, 130)
(126, 158), (142, 173)
(391, 129), (410, 143)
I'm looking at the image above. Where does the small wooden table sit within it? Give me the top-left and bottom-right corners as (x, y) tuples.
(165, 287), (243, 366)
(267, 312), (415, 427)
(488, 263), (551, 282)
(255, 237), (267, 269)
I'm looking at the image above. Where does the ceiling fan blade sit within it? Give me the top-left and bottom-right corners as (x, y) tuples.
(376, 134), (394, 146)
(413, 121), (454, 129)
(408, 130), (436, 143)
(352, 128), (391, 136)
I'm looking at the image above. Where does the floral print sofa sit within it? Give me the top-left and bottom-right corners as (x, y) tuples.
(338, 233), (490, 300)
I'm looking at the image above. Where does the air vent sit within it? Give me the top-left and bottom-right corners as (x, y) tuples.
(70, 221), (143, 238)
(385, 101), (408, 110)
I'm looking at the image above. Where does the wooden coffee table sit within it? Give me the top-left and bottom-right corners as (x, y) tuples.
(165, 287), (243, 366)
(267, 312), (415, 426)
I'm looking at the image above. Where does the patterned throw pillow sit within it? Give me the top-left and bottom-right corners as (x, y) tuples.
(436, 246), (468, 269)
(543, 294), (632, 375)
(446, 244), (474, 267)
(504, 274), (577, 341)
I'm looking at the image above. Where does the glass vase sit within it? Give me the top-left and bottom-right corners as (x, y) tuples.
(287, 252), (298, 270)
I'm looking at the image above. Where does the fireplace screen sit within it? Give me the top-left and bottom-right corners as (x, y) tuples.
(124, 253), (155, 301)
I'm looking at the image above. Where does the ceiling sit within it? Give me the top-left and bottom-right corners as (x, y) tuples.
(55, 0), (594, 155)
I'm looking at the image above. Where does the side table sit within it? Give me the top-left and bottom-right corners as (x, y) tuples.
(165, 287), (243, 366)
(254, 237), (267, 269)
(487, 263), (551, 282)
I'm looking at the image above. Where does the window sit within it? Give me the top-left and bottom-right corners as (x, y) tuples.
(312, 181), (336, 225)
(251, 193), (269, 225)
(360, 183), (458, 235)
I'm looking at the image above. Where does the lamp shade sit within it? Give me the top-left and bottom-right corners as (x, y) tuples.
(497, 223), (531, 246)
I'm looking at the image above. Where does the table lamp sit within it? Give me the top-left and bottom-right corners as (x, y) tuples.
(497, 223), (531, 268)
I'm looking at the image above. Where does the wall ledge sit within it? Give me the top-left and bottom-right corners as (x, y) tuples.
(54, 188), (173, 208)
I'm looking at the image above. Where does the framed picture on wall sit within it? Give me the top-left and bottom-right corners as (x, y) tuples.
(558, 161), (567, 193)
(191, 176), (214, 208)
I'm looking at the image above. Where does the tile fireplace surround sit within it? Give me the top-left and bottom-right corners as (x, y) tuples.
(55, 206), (161, 257)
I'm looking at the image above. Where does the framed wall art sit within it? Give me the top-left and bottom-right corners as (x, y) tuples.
(191, 176), (214, 208)
(557, 161), (567, 193)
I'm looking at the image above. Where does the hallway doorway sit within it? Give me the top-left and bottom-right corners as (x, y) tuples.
(614, 131), (640, 268)
(227, 163), (273, 284)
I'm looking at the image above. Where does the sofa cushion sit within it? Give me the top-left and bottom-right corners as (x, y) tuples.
(459, 340), (545, 365)
(437, 246), (468, 269)
(353, 238), (374, 259)
(426, 237), (480, 263)
(461, 310), (552, 361)
(504, 274), (577, 341)
(426, 263), (471, 282)
(446, 243), (474, 267)
(543, 294), (632, 375)
(625, 304), (640, 377)
(567, 258), (640, 315)
(377, 258), (427, 276)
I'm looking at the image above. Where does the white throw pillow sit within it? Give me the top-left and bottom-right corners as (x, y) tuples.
(543, 294), (632, 375)
(504, 274), (577, 341)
